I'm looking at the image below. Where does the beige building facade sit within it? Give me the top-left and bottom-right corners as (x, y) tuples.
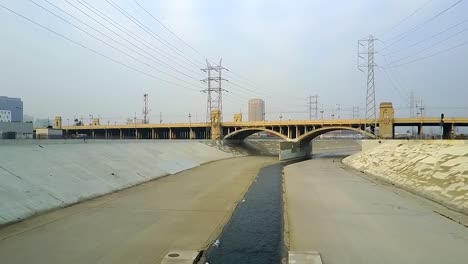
(248, 99), (265, 121)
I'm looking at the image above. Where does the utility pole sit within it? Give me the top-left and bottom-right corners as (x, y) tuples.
(410, 90), (415, 137)
(308, 95), (318, 120)
(142, 93), (149, 124)
(320, 104), (324, 120)
(358, 35), (377, 133)
(353, 106), (360, 119)
(159, 112), (162, 124)
(201, 59), (228, 123)
(336, 104), (341, 119)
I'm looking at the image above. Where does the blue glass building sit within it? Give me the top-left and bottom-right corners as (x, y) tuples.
(0, 96), (23, 122)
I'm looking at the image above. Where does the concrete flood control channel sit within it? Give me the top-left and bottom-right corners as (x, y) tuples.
(204, 161), (299, 264)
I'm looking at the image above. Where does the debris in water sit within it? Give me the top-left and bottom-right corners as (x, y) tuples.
(212, 239), (220, 248)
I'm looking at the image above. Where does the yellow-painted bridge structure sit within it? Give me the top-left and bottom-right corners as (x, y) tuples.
(57, 103), (468, 144)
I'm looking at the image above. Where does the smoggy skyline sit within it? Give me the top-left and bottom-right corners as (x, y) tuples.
(1, 0), (468, 124)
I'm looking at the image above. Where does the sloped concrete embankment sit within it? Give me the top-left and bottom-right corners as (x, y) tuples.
(343, 140), (468, 214)
(0, 140), (246, 225)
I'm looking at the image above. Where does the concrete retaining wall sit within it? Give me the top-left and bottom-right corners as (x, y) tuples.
(0, 140), (244, 225)
(343, 140), (468, 214)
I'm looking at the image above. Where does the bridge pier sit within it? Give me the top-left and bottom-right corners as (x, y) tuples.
(279, 141), (311, 161)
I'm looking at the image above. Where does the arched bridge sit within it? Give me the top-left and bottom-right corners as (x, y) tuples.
(222, 126), (375, 145)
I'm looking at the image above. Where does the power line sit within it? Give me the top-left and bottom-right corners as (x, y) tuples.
(49, 0), (203, 83)
(131, 0), (297, 108)
(105, 0), (203, 69)
(384, 17), (468, 56)
(29, 0), (202, 89)
(385, 39), (468, 68)
(77, 0), (204, 78)
(379, 0), (434, 38)
(133, 0), (283, 103)
(387, 23), (468, 65)
(379, 68), (406, 100)
(0, 3), (198, 92)
(381, 0), (465, 51)
(133, 0), (207, 61)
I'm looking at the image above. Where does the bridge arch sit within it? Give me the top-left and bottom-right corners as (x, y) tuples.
(295, 126), (375, 145)
(223, 128), (291, 141)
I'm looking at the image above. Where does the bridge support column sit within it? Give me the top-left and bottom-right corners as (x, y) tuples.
(296, 126), (300, 138)
(210, 110), (222, 140)
(190, 128), (195, 140)
(279, 141), (311, 161)
(378, 102), (395, 139)
(443, 123), (454, 139)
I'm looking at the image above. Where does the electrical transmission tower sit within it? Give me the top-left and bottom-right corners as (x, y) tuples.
(142, 93), (150, 124)
(201, 59), (228, 138)
(308, 95), (318, 119)
(358, 35), (377, 133)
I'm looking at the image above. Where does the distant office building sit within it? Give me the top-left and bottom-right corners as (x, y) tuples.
(23, 114), (34, 123)
(0, 110), (12, 122)
(248, 99), (265, 121)
(0, 96), (23, 122)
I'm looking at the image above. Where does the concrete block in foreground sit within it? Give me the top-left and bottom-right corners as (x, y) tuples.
(288, 251), (323, 264)
(160, 250), (202, 264)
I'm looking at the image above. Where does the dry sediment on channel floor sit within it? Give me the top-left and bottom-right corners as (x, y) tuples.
(343, 140), (468, 214)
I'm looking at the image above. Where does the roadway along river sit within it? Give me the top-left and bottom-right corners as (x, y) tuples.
(284, 156), (468, 263)
(0, 156), (276, 264)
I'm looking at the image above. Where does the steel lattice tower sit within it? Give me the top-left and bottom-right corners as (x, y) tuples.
(201, 59), (228, 124)
(308, 95), (318, 120)
(358, 35), (377, 133)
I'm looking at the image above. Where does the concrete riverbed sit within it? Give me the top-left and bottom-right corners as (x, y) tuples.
(0, 156), (276, 264)
(284, 156), (468, 263)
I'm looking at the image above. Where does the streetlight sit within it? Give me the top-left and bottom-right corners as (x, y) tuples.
(320, 110), (324, 120)
(419, 106), (424, 118)
(331, 114), (335, 119)
(279, 113), (283, 122)
(188, 113), (192, 140)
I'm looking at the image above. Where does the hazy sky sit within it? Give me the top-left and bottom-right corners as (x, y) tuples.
(1, 0), (467, 124)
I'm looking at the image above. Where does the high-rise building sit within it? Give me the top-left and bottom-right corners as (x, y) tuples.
(248, 99), (265, 121)
(0, 96), (23, 122)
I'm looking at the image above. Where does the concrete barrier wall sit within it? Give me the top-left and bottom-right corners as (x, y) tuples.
(343, 140), (468, 214)
(0, 140), (244, 225)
